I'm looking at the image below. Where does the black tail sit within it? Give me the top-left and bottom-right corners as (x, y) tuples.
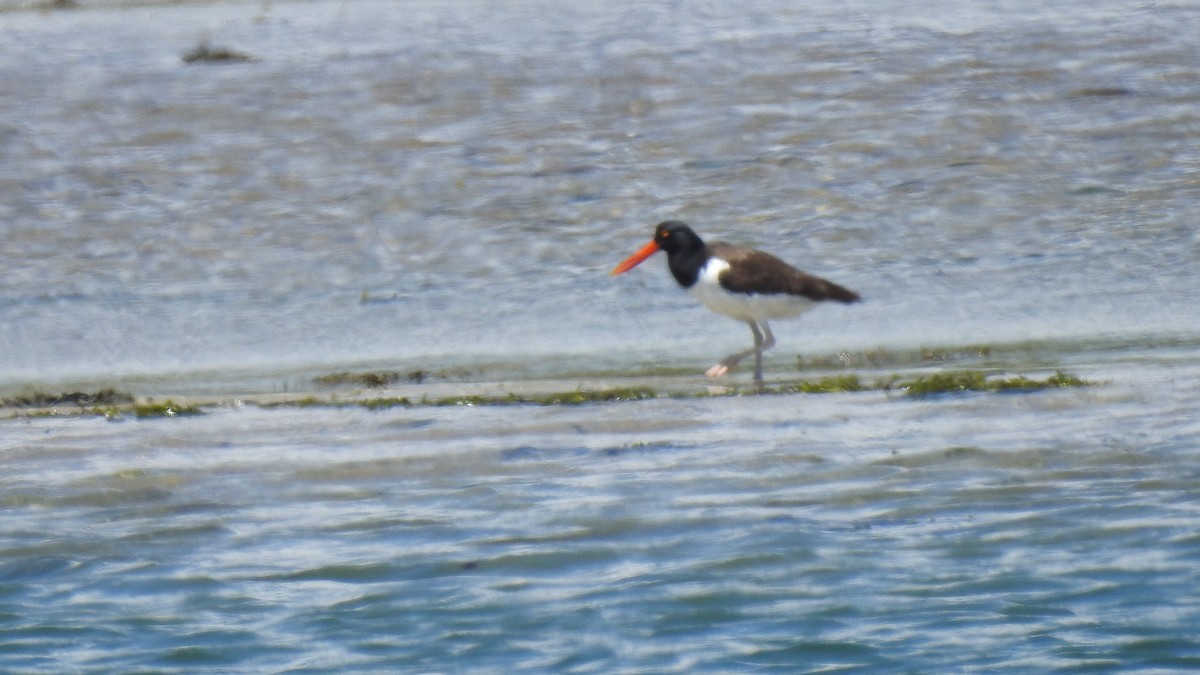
(824, 280), (861, 304)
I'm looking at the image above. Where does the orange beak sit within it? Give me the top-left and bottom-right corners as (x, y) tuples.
(610, 240), (661, 275)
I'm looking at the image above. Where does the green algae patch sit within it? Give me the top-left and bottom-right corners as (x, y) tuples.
(257, 387), (657, 411)
(903, 370), (990, 396)
(0, 370), (1094, 419)
(360, 397), (413, 410)
(902, 370), (1091, 397)
(774, 374), (867, 394)
(133, 400), (204, 419)
(988, 371), (1089, 392)
(1, 389), (133, 409)
(0, 390), (210, 420)
(260, 395), (413, 410)
(526, 387), (658, 405)
(757, 369), (1092, 399)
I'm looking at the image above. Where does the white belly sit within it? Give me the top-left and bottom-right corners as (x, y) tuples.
(688, 258), (815, 322)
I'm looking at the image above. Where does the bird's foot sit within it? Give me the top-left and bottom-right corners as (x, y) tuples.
(705, 363), (730, 378)
(705, 355), (743, 378)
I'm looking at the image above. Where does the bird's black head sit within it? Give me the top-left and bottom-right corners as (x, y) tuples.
(652, 221), (711, 289)
(654, 220), (705, 255)
(611, 220), (710, 283)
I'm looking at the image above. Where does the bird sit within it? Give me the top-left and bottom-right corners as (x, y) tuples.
(611, 220), (860, 383)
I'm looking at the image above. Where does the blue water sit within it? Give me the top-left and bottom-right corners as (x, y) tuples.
(3, 0), (1200, 671)
(5, 355), (1200, 671)
(2, 0), (1198, 392)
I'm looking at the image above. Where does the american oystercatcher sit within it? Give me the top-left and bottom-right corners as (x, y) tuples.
(611, 220), (860, 383)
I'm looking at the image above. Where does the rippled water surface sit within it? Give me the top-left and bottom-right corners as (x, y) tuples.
(3, 0), (1200, 671)
(5, 358), (1200, 672)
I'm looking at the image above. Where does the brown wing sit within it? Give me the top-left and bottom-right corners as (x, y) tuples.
(709, 242), (861, 303)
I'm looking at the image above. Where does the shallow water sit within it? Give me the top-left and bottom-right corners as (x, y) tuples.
(5, 355), (1200, 671)
(2, 0), (1199, 391)
(3, 0), (1200, 671)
